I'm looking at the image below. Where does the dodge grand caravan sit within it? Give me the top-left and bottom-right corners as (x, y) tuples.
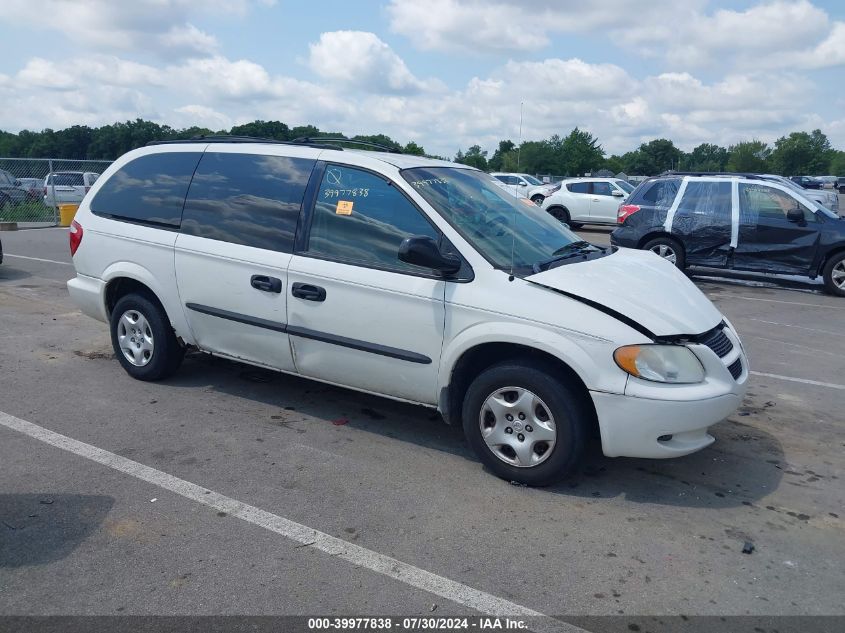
(67, 137), (748, 485)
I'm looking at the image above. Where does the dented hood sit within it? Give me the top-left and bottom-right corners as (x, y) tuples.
(526, 248), (723, 337)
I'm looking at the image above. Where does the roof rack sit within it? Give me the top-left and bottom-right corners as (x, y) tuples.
(147, 135), (402, 153)
(146, 135), (341, 150)
(292, 137), (402, 153)
(659, 171), (765, 179)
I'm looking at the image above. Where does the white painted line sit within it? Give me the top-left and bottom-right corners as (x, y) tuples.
(4, 253), (73, 266)
(750, 371), (845, 391)
(730, 295), (844, 310)
(747, 318), (843, 337)
(0, 411), (577, 633)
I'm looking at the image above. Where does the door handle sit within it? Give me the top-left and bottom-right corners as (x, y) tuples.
(291, 282), (326, 302)
(250, 275), (282, 293)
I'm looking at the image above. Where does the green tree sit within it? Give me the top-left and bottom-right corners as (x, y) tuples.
(229, 120), (290, 140)
(769, 129), (832, 175)
(455, 144), (488, 170)
(487, 140), (516, 171)
(829, 151), (845, 176)
(726, 140), (770, 173)
(403, 141), (426, 156)
(635, 139), (682, 175)
(558, 127), (605, 176)
(686, 143), (729, 172)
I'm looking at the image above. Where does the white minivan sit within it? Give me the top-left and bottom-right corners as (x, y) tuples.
(67, 138), (748, 485)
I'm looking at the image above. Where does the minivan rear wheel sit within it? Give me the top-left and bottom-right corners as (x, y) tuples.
(110, 293), (185, 381)
(461, 361), (587, 486)
(822, 252), (845, 297)
(643, 236), (686, 269)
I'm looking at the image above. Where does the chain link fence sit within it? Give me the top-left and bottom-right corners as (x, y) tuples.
(0, 158), (113, 227)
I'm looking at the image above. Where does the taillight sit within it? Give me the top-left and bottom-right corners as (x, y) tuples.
(69, 220), (83, 256)
(617, 204), (641, 224)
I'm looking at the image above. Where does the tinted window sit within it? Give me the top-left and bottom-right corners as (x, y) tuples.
(181, 152), (314, 252)
(592, 181), (613, 196)
(567, 182), (590, 194)
(636, 179), (681, 207)
(615, 180), (635, 194)
(50, 173), (85, 186)
(91, 153), (201, 226)
(739, 183), (815, 225)
(307, 165), (439, 273)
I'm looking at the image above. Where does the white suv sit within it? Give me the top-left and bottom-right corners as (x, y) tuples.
(67, 138), (747, 485)
(541, 178), (634, 228)
(490, 172), (559, 204)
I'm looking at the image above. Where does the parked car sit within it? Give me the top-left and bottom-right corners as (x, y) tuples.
(790, 175), (823, 189)
(0, 169), (30, 211)
(754, 174), (838, 215)
(612, 174), (845, 296)
(16, 177), (44, 201)
(490, 172), (560, 204)
(43, 171), (99, 207)
(540, 177), (633, 228)
(838, 177), (845, 194)
(67, 137), (747, 485)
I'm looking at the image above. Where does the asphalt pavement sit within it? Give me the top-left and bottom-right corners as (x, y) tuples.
(0, 225), (843, 626)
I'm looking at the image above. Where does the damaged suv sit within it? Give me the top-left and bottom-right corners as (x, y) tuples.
(67, 137), (747, 485)
(613, 174), (845, 296)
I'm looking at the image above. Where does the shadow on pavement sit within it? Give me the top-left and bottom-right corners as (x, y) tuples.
(0, 494), (114, 568)
(162, 352), (783, 511)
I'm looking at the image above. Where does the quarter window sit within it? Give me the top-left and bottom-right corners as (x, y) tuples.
(677, 181), (732, 227)
(306, 165), (440, 273)
(90, 152), (201, 226)
(637, 179), (681, 207)
(181, 152), (315, 252)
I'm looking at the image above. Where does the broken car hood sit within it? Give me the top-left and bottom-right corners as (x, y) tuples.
(526, 248), (723, 337)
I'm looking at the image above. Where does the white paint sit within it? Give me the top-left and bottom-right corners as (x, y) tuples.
(4, 253), (73, 266)
(750, 371), (845, 391)
(0, 411), (581, 633)
(730, 295), (844, 310)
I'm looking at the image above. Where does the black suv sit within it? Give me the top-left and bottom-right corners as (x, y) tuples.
(611, 174), (845, 296)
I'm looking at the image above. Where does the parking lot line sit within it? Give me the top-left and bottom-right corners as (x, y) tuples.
(3, 253), (73, 266)
(730, 295), (845, 310)
(749, 371), (845, 391)
(0, 410), (581, 633)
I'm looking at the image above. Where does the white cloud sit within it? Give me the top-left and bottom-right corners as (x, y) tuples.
(308, 31), (441, 94)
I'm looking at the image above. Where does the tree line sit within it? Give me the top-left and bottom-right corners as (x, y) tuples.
(1, 118), (843, 177)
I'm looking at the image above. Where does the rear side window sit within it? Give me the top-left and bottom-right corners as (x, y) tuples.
(181, 152), (315, 252)
(567, 182), (589, 194)
(90, 153), (201, 226)
(674, 181), (732, 232)
(635, 179), (681, 207)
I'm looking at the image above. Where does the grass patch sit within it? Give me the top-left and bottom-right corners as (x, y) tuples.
(0, 200), (56, 223)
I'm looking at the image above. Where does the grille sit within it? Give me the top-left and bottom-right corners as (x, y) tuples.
(728, 358), (743, 380)
(699, 327), (733, 358)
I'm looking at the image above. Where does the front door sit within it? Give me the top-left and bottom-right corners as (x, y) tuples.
(287, 163), (446, 404)
(175, 149), (319, 371)
(733, 183), (820, 275)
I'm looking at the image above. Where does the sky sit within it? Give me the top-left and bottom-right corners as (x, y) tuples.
(0, 0), (843, 158)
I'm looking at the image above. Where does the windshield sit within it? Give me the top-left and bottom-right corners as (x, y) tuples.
(402, 167), (583, 272)
(521, 175), (543, 186)
(615, 180), (635, 193)
(0, 170), (14, 186)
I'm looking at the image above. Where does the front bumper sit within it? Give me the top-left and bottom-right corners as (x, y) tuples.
(67, 274), (108, 323)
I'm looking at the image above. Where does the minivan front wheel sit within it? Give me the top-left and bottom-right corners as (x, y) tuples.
(462, 362), (587, 486)
(822, 252), (845, 297)
(110, 293), (184, 380)
(643, 236), (686, 269)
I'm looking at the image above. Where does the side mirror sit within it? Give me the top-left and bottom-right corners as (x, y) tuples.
(398, 236), (462, 275)
(611, 189), (624, 197)
(786, 208), (805, 224)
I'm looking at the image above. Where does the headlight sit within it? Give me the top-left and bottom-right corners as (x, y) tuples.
(614, 344), (705, 384)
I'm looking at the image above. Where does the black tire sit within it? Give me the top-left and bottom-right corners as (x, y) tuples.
(547, 205), (581, 229)
(530, 194), (544, 205)
(822, 252), (845, 297)
(110, 292), (185, 381)
(643, 236), (686, 269)
(461, 361), (588, 486)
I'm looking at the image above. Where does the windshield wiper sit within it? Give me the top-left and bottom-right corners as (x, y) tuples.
(532, 241), (603, 273)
